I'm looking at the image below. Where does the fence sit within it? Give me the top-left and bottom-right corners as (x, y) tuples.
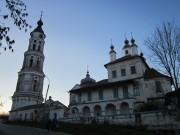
(60, 110), (180, 130)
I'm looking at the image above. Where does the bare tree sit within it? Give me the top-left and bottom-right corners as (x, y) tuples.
(0, 0), (31, 54)
(145, 21), (180, 90)
(145, 21), (180, 111)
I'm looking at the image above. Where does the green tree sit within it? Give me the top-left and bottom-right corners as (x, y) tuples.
(0, 0), (31, 54)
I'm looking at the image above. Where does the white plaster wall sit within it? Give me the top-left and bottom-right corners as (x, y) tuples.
(107, 57), (147, 82)
(9, 109), (35, 121)
(145, 77), (172, 98)
(110, 53), (116, 62)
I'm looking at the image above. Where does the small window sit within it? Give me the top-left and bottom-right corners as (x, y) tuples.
(125, 50), (128, 55)
(99, 90), (103, 100)
(113, 88), (119, 98)
(34, 40), (37, 43)
(121, 68), (126, 76)
(131, 66), (136, 74)
(112, 70), (117, 78)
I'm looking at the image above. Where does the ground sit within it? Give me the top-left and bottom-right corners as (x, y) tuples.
(0, 123), (73, 135)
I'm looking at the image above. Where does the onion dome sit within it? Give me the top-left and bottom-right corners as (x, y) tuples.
(32, 19), (44, 34)
(131, 38), (138, 47)
(123, 39), (130, 49)
(81, 71), (96, 86)
(109, 44), (116, 54)
(131, 38), (135, 44)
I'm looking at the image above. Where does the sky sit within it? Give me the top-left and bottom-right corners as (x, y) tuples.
(0, 0), (180, 113)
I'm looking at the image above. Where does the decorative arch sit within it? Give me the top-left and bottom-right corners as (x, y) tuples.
(106, 103), (116, 115)
(120, 102), (130, 114)
(94, 105), (102, 116)
(82, 106), (91, 117)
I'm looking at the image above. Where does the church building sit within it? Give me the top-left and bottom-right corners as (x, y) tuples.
(68, 38), (172, 123)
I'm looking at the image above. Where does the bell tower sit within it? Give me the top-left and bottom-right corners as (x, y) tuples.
(11, 18), (46, 111)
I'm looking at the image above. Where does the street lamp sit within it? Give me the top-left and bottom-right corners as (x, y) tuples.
(44, 75), (50, 102)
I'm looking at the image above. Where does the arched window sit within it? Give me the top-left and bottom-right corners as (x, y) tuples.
(36, 57), (40, 68)
(33, 77), (38, 92)
(38, 45), (41, 51)
(29, 56), (33, 67)
(33, 44), (36, 50)
(82, 106), (90, 117)
(125, 50), (128, 55)
(94, 105), (102, 116)
(106, 103), (116, 115)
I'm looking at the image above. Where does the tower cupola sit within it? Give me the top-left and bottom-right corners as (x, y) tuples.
(122, 38), (131, 56)
(130, 37), (138, 55)
(81, 71), (96, 86)
(109, 42), (116, 62)
(32, 19), (44, 34)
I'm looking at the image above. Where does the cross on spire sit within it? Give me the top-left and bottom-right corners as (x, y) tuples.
(40, 11), (43, 19)
(125, 33), (127, 39)
(87, 65), (89, 73)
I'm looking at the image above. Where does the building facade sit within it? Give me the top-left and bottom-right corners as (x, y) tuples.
(68, 38), (172, 120)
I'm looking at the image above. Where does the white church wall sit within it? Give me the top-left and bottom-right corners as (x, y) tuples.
(145, 77), (171, 99)
(107, 58), (147, 82)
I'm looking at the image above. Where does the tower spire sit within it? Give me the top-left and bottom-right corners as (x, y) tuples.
(40, 11), (43, 20)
